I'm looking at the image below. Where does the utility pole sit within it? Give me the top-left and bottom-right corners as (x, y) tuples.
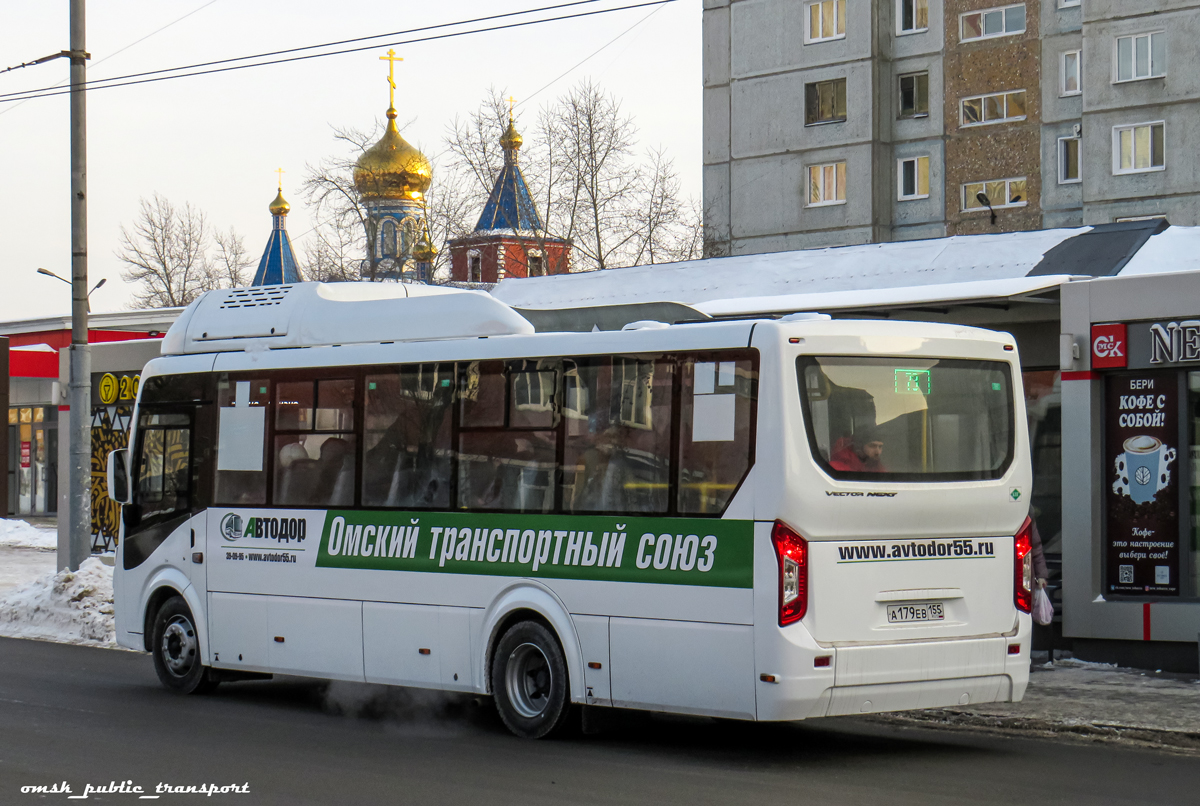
(66, 0), (91, 571)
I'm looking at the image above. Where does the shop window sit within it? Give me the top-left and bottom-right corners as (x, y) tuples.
(961, 4), (1025, 42)
(1113, 122), (1165, 174)
(805, 79), (847, 125)
(808, 162), (847, 207)
(960, 90), (1026, 127)
(899, 72), (929, 118)
(1115, 32), (1166, 82)
(898, 156), (930, 200)
(898, 0), (928, 34)
(214, 377), (270, 505)
(362, 364), (454, 508)
(806, 0), (846, 43)
(273, 378), (356, 508)
(1059, 137), (1081, 184)
(1061, 50), (1081, 96)
(678, 355), (757, 514)
(1188, 372), (1200, 596)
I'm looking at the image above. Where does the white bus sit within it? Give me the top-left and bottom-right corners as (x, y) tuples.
(109, 282), (1034, 739)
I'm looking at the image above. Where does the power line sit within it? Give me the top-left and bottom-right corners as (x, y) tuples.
(518, 1), (667, 108)
(0, 0), (665, 103)
(0, 0), (219, 118)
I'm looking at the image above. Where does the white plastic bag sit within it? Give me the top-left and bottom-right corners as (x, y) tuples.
(1032, 586), (1054, 626)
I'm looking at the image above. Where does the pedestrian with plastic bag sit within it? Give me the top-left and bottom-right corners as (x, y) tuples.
(1028, 507), (1054, 626)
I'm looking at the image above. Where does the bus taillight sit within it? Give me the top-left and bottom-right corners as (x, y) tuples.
(1014, 517), (1033, 614)
(772, 521), (808, 626)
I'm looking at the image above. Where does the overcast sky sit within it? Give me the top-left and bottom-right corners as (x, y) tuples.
(0, 0), (700, 322)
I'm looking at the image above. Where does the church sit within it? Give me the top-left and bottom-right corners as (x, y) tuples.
(250, 51), (570, 287)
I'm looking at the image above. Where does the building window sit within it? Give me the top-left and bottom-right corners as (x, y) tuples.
(960, 90), (1026, 127)
(962, 178), (1027, 212)
(898, 0), (928, 34)
(1115, 33), (1166, 82)
(805, 79), (847, 125)
(527, 252), (545, 277)
(380, 220), (398, 258)
(961, 4), (1026, 42)
(1061, 51), (1081, 96)
(806, 0), (846, 43)
(808, 162), (847, 206)
(467, 251), (482, 282)
(1059, 137), (1081, 184)
(1113, 122), (1165, 174)
(898, 157), (930, 200)
(898, 72), (929, 118)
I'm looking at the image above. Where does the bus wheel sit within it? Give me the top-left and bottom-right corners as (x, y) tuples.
(491, 621), (570, 739)
(151, 596), (218, 695)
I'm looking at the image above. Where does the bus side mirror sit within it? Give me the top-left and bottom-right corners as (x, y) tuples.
(107, 448), (132, 506)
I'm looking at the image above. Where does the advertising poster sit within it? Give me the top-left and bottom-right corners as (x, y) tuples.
(1105, 372), (1180, 596)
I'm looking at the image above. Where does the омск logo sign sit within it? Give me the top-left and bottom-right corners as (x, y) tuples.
(221, 513), (244, 541)
(1092, 323), (1127, 369)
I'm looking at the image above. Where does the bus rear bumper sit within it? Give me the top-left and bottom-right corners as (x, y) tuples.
(756, 616), (1031, 721)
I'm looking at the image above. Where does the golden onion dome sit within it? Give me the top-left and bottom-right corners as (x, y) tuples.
(354, 108), (433, 200)
(500, 116), (523, 153)
(269, 188), (290, 216)
(412, 233), (438, 262)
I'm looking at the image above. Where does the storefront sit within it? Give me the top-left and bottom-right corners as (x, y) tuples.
(1061, 271), (1200, 671)
(0, 310), (179, 525)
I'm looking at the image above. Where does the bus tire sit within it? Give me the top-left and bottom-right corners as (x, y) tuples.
(151, 596), (218, 695)
(491, 621), (571, 739)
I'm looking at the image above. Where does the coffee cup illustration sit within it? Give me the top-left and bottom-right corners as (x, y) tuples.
(1113, 435), (1176, 504)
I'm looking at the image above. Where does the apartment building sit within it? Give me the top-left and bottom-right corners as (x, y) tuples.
(703, 0), (1200, 255)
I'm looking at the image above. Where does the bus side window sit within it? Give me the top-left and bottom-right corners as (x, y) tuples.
(678, 354), (757, 514)
(274, 378), (356, 508)
(362, 364), (454, 508)
(214, 378), (270, 505)
(457, 360), (557, 513)
(135, 412), (192, 522)
(562, 356), (672, 514)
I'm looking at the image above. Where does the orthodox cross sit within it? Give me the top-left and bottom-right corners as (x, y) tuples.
(275, 167), (285, 190)
(507, 95), (517, 119)
(380, 49), (403, 108)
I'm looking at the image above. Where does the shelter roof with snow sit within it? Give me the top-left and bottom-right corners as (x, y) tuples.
(491, 220), (1189, 319)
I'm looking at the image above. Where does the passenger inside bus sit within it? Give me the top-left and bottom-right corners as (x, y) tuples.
(828, 427), (886, 473)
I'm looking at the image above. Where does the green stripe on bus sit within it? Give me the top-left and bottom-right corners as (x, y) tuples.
(315, 511), (754, 588)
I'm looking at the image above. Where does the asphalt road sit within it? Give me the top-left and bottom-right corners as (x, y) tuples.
(2, 637), (1197, 806)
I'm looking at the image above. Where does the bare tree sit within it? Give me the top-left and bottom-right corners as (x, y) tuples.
(542, 80), (643, 271)
(445, 87), (512, 197)
(300, 124), (374, 282)
(117, 196), (255, 308)
(211, 227), (254, 287)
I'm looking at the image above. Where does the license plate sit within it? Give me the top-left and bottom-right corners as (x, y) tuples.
(886, 602), (945, 623)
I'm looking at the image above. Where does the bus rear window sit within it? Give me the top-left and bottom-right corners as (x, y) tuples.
(798, 356), (1014, 482)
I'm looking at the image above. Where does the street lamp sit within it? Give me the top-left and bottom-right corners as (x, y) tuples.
(975, 192), (998, 226)
(37, 268), (105, 312)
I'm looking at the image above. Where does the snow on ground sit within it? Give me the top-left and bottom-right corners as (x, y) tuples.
(0, 556), (116, 647)
(0, 546), (58, 595)
(0, 518), (57, 550)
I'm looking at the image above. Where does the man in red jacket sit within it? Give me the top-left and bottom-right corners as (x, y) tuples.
(829, 427), (886, 473)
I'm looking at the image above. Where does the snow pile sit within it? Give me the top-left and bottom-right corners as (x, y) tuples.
(0, 557), (115, 646)
(0, 518), (57, 550)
